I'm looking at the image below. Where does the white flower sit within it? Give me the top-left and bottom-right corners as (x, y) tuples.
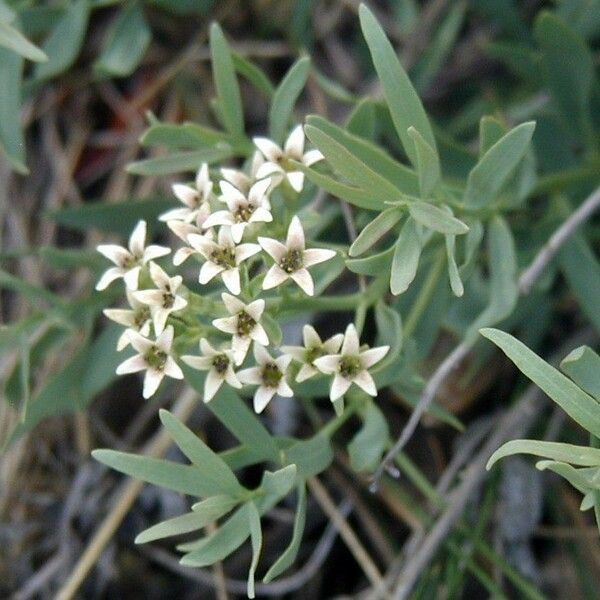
(116, 326), (183, 399)
(103, 290), (152, 351)
(96, 220), (170, 291)
(181, 338), (241, 402)
(133, 262), (187, 335)
(169, 224), (213, 267)
(187, 227), (260, 295)
(313, 323), (389, 402)
(202, 178), (272, 243)
(258, 216), (336, 296)
(220, 151), (265, 194)
(281, 324), (344, 382)
(212, 293), (269, 365)
(253, 125), (324, 192)
(159, 163), (213, 223)
(237, 345), (293, 413)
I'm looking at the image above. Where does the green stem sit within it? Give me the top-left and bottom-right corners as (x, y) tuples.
(403, 249), (446, 339)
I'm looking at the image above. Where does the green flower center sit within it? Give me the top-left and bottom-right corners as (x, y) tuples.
(144, 346), (167, 370)
(261, 362), (282, 388)
(236, 311), (256, 337)
(280, 249), (303, 273)
(305, 345), (325, 365)
(234, 203), (255, 223)
(162, 292), (175, 309)
(212, 354), (229, 375)
(122, 255), (138, 269)
(338, 355), (362, 379)
(134, 307), (151, 329)
(210, 246), (236, 268)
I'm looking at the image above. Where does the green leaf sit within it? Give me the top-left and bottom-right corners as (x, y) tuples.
(390, 217), (421, 295)
(375, 300), (402, 359)
(269, 57), (310, 144)
(534, 12), (595, 142)
(159, 410), (244, 495)
(0, 20), (47, 62)
(92, 449), (238, 497)
(408, 202), (469, 235)
(285, 433), (333, 477)
(536, 461), (598, 494)
(0, 46), (27, 173)
(127, 147), (234, 176)
(210, 22), (244, 137)
(263, 483), (307, 582)
(348, 401), (389, 472)
(359, 4), (437, 168)
(466, 216), (517, 340)
(304, 124), (400, 206)
(346, 245), (394, 276)
(140, 122), (229, 149)
(463, 121), (535, 209)
(407, 127), (441, 198)
(261, 465), (297, 498)
(306, 115), (419, 195)
(247, 502), (262, 599)
(203, 386), (279, 461)
(480, 328), (600, 439)
(445, 232), (464, 297)
(33, 0), (89, 82)
(349, 207), (402, 257)
(487, 440), (600, 470)
(560, 346), (600, 402)
(297, 163), (386, 211)
(479, 116), (506, 156)
(261, 312), (283, 346)
(135, 495), (238, 544)
(49, 198), (175, 236)
(94, 1), (150, 77)
(232, 51), (274, 98)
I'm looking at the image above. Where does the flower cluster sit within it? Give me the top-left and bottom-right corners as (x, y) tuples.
(98, 127), (389, 409)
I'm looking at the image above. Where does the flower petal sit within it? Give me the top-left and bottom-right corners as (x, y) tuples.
(199, 260), (225, 284)
(302, 325), (321, 348)
(222, 292), (246, 315)
(237, 366), (262, 385)
(232, 335), (251, 365)
(123, 266), (141, 290)
(231, 223), (246, 244)
(200, 338), (217, 356)
(172, 184), (198, 208)
(204, 369), (224, 402)
(127, 329), (154, 354)
(96, 267), (123, 291)
(221, 168), (249, 191)
(253, 386), (276, 414)
(253, 137), (283, 162)
(181, 355), (212, 370)
(235, 243), (261, 263)
(219, 180), (247, 205)
(173, 247), (195, 266)
(330, 374), (352, 401)
(143, 369), (164, 399)
(248, 177), (271, 205)
(156, 325), (175, 351)
(313, 354), (340, 374)
(290, 268), (314, 296)
(253, 343), (272, 366)
(103, 308), (135, 328)
(262, 264), (289, 290)
(303, 248), (336, 267)
(213, 316), (238, 335)
(353, 370), (377, 396)
(286, 216), (305, 250)
(302, 149), (324, 166)
(164, 357), (184, 380)
(360, 346), (390, 369)
(258, 237), (287, 262)
(296, 363), (318, 382)
(277, 380), (294, 397)
(280, 345), (306, 362)
(323, 333), (344, 354)
(97, 244), (129, 266)
(284, 125), (305, 158)
(143, 245), (171, 263)
(250, 323), (269, 346)
(203, 211), (234, 229)
(128, 220), (147, 256)
(341, 323), (360, 356)
(116, 354), (147, 375)
(249, 206), (273, 224)
(275, 354), (292, 372)
(220, 268), (241, 295)
(286, 171), (304, 193)
(225, 366), (242, 389)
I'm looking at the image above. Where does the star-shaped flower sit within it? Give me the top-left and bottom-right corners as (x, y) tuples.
(181, 338), (242, 402)
(116, 326), (183, 399)
(133, 262), (187, 335)
(187, 227), (261, 295)
(202, 178), (273, 243)
(103, 290), (152, 351)
(212, 293), (269, 365)
(253, 125), (324, 192)
(96, 220), (170, 291)
(159, 163), (213, 223)
(281, 324), (344, 382)
(258, 216), (336, 296)
(313, 323), (389, 402)
(237, 345), (293, 413)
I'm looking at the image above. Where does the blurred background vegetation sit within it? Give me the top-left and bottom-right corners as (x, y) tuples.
(1, 0), (600, 598)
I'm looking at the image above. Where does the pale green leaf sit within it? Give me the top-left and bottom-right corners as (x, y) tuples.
(346, 245), (394, 276)
(561, 346), (600, 402)
(127, 147), (234, 175)
(536, 461), (598, 494)
(348, 401), (389, 472)
(359, 4), (437, 168)
(408, 201), (469, 235)
(349, 207), (402, 257)
(480, 328), (600, 438)
(0, 20), (47, 62)
(407, 126), (441, 198)
(285, 433), (333, 477)
(261, 465), (297, 498)
(391, 217), (421, 295)
(247, 502), (262, 599)
(445, 232), (463, 297)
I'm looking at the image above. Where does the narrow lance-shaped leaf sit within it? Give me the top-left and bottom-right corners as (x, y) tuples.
(445, 231), (464, 297)
(346, 245), (394, 276)
(0, 20), (47, 62)
(349, 207), (402, 257)
(33, 0), (89, 82)
(374, 300), (402, 361)
(463, 121), (535, 209)
(210, 22), (244, 137)
(159, 410), (244, 496)
(269, 57), (310, 144)
(359, 4), (437, 168)
(348, 401), (389, 472)
(536, 461), (597, 495)
(263, 484), (307, 583)
(487, 440), (600, 471)
(408, 201), (469, 235)
(407, 126), (441, 198)
(232, 51), (275, 98)
(126, 147), (234, 176)
(480, 328), (600, 439)
(390, 216), (421, 295)
(560, 346), (600, 402)
(135, 495), (239, 544)
(94, 1), (151, 77)
(247, 502), (262, 599)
